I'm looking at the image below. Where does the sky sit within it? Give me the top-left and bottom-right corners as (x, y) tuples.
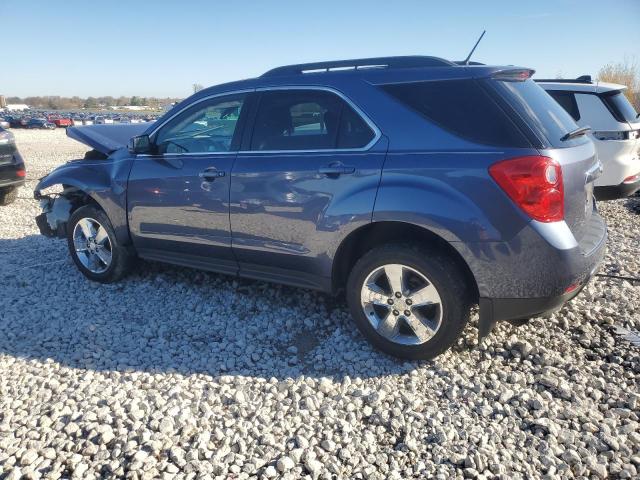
(1, 0), (639, 98)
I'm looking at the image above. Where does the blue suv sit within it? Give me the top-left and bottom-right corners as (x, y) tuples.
(35, 56), (607, 359)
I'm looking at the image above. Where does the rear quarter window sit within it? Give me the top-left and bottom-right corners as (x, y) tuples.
(381, 79), (530, 148)
(547, 90), (581, 121)
(490, 79), (586, 148)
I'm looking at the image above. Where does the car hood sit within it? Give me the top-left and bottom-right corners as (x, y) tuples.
(67, 123), (150, 155)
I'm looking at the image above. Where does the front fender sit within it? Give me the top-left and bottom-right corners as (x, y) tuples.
(34, 154), (134, 244)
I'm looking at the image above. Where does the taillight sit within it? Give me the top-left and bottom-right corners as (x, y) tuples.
(489, 155), (564, 223)
(623, 174), (639, 184)
(16, 169), (26, 177)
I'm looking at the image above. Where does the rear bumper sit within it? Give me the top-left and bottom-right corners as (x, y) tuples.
(478, 268), (594, 337)
(465, 212), (607, 338)
(594, 175), (640, 200)
(0, 160), (26, 189)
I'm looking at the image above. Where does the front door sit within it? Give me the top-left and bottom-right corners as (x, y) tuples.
(128, 93), (250, 274)
(230, 88), (386, 289)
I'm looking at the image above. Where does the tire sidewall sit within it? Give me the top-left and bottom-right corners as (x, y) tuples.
(0, 186), (18, 206)
(67, 205), (121, 283)
(347, 245), (470, 360)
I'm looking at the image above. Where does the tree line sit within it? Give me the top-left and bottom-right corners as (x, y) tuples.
(597, 58), (639, 110)
(3, 95), (182, 110)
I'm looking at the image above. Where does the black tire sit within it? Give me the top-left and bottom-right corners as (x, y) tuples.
(66, 205), (133, 283)
(0, 186), (18, 206)
(346, 243), (472, 360)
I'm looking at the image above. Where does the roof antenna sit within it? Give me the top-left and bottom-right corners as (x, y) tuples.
(463, 30), (486, 65)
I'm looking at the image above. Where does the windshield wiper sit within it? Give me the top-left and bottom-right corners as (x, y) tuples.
(561, 126), (591, 142)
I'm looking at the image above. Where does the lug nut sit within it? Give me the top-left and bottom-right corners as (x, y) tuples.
(395, 292), (402, 298)
(406, 299), (412, 305)
(404, 310), (411, 316)
(393, 310), (399, 316)
(387, 299), (394, 305)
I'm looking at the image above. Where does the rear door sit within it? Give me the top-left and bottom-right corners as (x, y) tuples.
(127, 92), (252, 273)
(230, 88), (386, 289)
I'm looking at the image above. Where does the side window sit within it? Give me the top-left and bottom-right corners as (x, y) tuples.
(382, 79), (530, 147)
(338, 105), (375, 148)
(547, 90), (580, 121)
(154, 94), (246, 154)
(250, 90), (375, 151)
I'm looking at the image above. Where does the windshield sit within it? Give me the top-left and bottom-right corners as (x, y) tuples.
(601, 91), (639, 123)
(490, 78), (586, 147)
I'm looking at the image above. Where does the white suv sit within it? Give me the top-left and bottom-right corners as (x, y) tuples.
(537, 76), (640, 200)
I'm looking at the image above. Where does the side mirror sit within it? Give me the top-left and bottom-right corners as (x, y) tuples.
(128, 134), (151, 154)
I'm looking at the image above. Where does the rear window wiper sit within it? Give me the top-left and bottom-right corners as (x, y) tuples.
(561, 126), (591, 142)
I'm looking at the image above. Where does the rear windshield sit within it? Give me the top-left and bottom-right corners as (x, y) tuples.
(381, 79), (530, 147)
(489, 79), (586, 148)
(601, 91), (638, 123)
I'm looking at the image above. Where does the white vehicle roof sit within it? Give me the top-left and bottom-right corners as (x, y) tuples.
(536, 78), (626, 94)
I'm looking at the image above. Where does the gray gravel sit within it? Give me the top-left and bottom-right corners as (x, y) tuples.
(1, 129), (639, 479)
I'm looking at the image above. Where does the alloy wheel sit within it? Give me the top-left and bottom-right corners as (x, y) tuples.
(72, 217), (113, 274)
(360, 263), (443, 345)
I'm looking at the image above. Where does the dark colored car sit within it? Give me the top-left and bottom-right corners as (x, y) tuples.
(10, 117), (29, 128)
(27, 118), (55, 129)
(0, 127), (26, 205)
(34, 56), (606, 359)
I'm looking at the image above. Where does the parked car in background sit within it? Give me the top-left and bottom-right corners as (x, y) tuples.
(0, 118), (9, 129)
(94, 116), (114, 125)
(27, 118), (55, 129)
(10, 117), (29, 128)
(0, 126), (26, 205)
(537, 76), (640, 200)
(52, 117), (73, 128)
(34, 56), (606, 359)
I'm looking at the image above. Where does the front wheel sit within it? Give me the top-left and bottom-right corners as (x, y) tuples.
(346, 244), (472, 360)
(66, 205), (133, 283)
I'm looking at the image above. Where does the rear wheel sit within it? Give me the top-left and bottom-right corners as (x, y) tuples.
(66, 205), (133, 283)
(346, 244), (471, 360)
(0, 186), (18, 206)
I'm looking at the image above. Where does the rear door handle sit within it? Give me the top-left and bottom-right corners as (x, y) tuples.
(318, 163), (355, 176)
(199, 168), (226, 181)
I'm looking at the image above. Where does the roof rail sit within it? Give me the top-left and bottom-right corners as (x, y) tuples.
(453, 60), (485, 66)
(261, 56), (455, 77)
(534, 75), (593, 84)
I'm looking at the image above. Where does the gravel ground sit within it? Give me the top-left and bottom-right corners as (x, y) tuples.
(1, 129), (639, 480)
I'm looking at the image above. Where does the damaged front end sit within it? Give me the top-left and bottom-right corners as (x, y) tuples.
(33, 124), (142, 244)
(34, 188), (79, 238)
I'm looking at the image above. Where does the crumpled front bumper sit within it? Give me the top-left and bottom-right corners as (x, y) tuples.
(34, 193), (73, 238)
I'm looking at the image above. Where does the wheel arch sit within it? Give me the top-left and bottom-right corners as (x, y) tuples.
(331, 221), (479, 301)
(35, 159), (132, 245)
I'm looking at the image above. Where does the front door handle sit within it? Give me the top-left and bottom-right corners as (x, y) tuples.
(318, 163), (355, 176)
(199, 168), (226, 181)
